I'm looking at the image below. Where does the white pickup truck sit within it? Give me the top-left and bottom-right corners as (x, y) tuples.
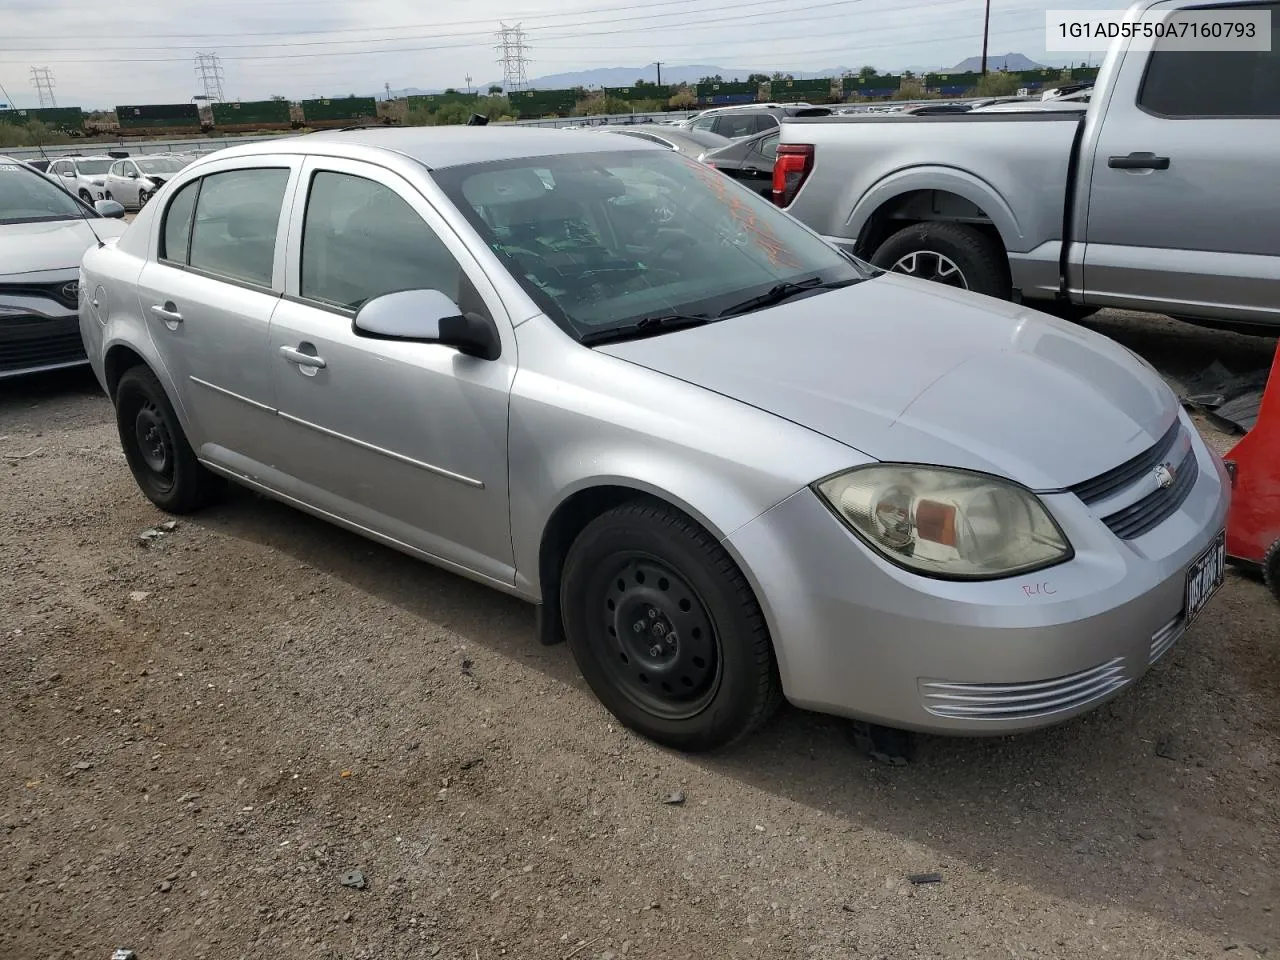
(776, 0), (1279, 330)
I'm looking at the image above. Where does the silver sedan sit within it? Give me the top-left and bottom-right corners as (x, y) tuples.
(78, 129), (1229, 750)
(102, 155), (191, 210)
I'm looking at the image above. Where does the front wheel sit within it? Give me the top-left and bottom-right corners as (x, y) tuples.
(137, 189), (151, 208)
(560, 499), (782, 751)
(78, 189), (92, 203)
(114, 366), (223, 513)
(871, 222), (1011, 300)
(1265, 539), (1280, 604)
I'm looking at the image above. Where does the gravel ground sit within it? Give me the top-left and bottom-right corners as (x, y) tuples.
(2, 310), (1277, 960)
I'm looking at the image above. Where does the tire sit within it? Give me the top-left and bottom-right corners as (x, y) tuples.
(137, 189), (150, 208)
(871, 222), (1011, 300)
(1025, 299), (1101, 323)
(104, 191), (114, 202)
(78, 189), (92, 203)
(1265, 539), (1280, 604)
(114, 366), (223, 514)
(560, 499), (782, 751)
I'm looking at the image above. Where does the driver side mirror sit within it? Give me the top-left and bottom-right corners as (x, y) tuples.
(353, 289), (500, 361)
(128, 171), (139, 179)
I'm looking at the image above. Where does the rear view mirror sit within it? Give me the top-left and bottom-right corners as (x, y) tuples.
(94, 199), (126, 219)
(353, 288), (500, 361)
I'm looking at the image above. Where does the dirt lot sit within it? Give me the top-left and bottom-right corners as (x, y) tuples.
(2, 311), (1277, 960)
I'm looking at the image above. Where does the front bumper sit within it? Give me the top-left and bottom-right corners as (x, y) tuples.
(0, 278), (89, 379)
(726, 414), (1231, 735)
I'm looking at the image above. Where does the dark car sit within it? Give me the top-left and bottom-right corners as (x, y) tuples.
(702, 128), (780, 196)
(681, 105), (832, 140)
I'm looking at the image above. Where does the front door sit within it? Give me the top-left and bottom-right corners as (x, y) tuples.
(1081, 0), (1280, 324)
(135, 159), (298, 471)
(267, 158), (516, 585)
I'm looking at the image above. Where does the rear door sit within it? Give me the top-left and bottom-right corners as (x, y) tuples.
(134, 156), (299, 472)
(266, 157), (517, 583)
(1081, 0), (1280, 324)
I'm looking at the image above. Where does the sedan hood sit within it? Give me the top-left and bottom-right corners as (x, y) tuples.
(594, 274), (1176, 490)
(0, 218), (129, 278)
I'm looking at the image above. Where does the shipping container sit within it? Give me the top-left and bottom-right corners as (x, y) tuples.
(841, 75), (903, 98)
(603, 85), (672, 102)
(694, 81), (759, 105)
(115, 103), (203, 135)
(768, 78), (834, 103)
(924, 72), (980, 92)
(0, 106), (85, 135)
(509, 88), (581, 118)
(211, 99), (293, 132)
(300, 96), (378, 128)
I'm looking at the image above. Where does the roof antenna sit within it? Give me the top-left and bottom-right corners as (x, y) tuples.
(27, 119), (108, 249)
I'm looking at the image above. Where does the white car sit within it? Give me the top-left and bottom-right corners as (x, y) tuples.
(44, 155), (116, 204)
(0, 156), (126, 378)
(103, 155), (191, 210)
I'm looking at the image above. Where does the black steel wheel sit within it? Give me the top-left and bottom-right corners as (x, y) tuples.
(1264, 539), (1280, 604)
(561, 498), (782, 751)
(115, 365), (222, 513)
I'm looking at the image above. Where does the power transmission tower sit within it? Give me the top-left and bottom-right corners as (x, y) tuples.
(494, 23), (531, 92)
(30, 67), (57, 108)
(465, 74), (473, 94)
(193, 52), (226, 102)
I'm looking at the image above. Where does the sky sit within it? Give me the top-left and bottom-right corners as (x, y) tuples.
(0, 0), (1120, 109)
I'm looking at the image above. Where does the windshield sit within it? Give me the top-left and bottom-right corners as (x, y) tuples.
(73, 159), (112, 175)
(137, 157), (186, 175)
(0, 161), (93, 224)
(432, 149), (867, 339)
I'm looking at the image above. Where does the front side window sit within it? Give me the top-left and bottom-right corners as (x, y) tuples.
(300, 170), (465, 311)
(187, 168), (290, 286)
(691, 116), (716, 132)
(0, 162), (93, 224)
(433, 149), (867, 340)
(1138, 3), (1279, 117)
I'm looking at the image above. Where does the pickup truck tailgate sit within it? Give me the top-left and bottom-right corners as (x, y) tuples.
(779, 114), (1083, 260)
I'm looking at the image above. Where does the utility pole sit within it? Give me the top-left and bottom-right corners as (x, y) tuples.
(465, 73), (473, 94)
(30, 67), (56, 108)
(193, 52), (225, 102)
(655, 62), (662, 85)
(980, 0), (991, 75)
(495, 22), (531, 93)
(384, 81), (392, 101)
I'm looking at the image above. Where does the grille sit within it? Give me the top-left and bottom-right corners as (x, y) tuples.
(920, 657), (1128, 721)
(0, 316), (87, 374)
(1148, 615), (1186, 665)
(1098, 446), (1198, 540)
(1071, 420), (1180, 505)
(0, 280), (80, 311)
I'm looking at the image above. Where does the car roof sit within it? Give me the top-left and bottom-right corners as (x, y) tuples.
(206, 126), (664, 171)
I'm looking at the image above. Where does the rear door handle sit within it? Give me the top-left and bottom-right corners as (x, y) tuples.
(1108, 152), (1171, 170)
(150, 303), (183, 324)
(279, 345), (327, 369)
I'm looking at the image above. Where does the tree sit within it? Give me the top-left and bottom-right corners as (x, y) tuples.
(858, 65), (877, 82)
(892, 78), (927, 100)
(270, 94), (287, 101)
(668, 88), (697, 109)
(488, 84), (502, 94)
(698, 74), (723, 84)
(972, 71), (1021, 97)
(746, 73), (771, 84)
(771, 71), (794, 81)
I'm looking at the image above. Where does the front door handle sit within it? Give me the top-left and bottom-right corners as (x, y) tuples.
(279, 344), (327, 369)
(1108, 152), (1171, 170)
(150, 303), (183, 324)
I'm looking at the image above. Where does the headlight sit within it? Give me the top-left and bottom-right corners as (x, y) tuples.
(815, 465), (1072, 579)
(91, 179), (104, 185)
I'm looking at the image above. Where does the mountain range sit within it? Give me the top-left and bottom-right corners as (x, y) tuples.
(386, 53), (1052, 97)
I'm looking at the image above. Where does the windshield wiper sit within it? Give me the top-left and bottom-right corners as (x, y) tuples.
(579, 313), (714, 346)
(716, 275), (862, 319)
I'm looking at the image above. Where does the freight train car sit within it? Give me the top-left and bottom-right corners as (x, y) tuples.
(211, 99), (293, 132)
(509, 88), (582, 118)
(299, 96), (378, 128)
(115, 103), (204, 136)
(0, 106), (86, 135)
(407, 91), (480, 112)
(768, 78), (834, 103)
(603, 85), (672, 103)
(695, 81), (760, 106)
(841, 75), (903, 100)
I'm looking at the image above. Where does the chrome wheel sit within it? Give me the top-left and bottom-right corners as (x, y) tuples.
(890, 250), (969, 289)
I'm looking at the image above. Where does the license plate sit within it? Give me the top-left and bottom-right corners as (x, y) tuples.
(1184, 530), (1226, 625)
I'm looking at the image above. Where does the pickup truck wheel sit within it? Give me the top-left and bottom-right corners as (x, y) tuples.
(560, 499), (783, 752)
(872, 222), (1011, 300)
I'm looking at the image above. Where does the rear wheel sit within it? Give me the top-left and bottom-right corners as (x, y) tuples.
(560, 499), (782, 751)
(1265, 539), (1280, 603)
(114, 366), (223, 513)
(872, 222), (1011, 300)
(137, 189), (151, 208)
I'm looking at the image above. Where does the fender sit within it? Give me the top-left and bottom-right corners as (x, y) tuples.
(847, 165), (1026, 256)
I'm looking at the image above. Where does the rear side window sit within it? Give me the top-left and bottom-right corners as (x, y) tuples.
(299, 170), (464, 311)
(1138, 3), (1279, 117)
(187, 168), (289, 286)
(161, 180), (199, 263)
(717, 113), (761, 139)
